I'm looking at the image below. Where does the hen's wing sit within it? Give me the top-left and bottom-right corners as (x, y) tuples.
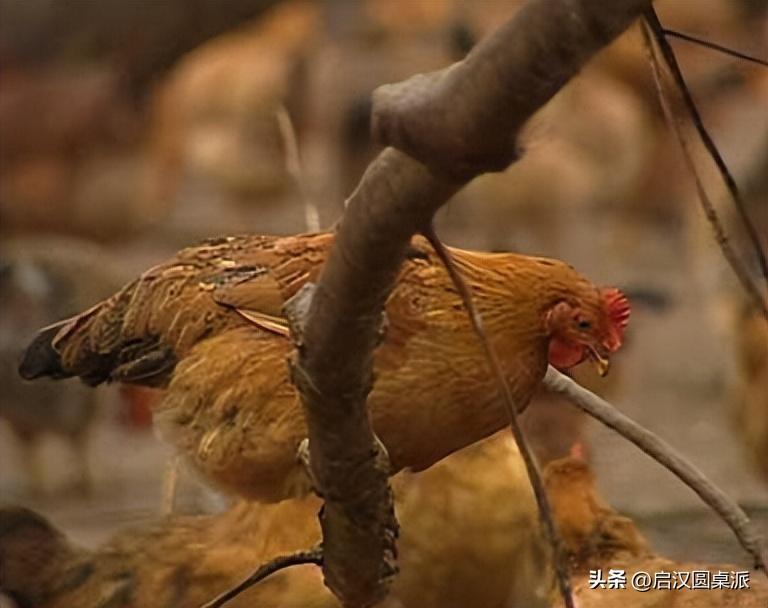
(153, 325), (309, 501)
(19, 233), (334, 387)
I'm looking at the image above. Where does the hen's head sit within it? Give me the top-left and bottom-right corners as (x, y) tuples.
(544, 287), (630, 376)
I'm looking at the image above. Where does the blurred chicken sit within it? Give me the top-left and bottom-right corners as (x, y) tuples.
(0, 507), (91, 608)
(144, 0), (321, 239)
(9, 434), (765, 608)
(146, 0), (475, 241)
(6, 435), (766, 608)
(20, 232), (629, 502)
(0, 361), (97, 494)
(0, 434), (548, 608)
(545, 454), (768, 607)
(545, 453), (650, 572)
(390, 432), (552, 608)
(450, 65), (654, 256)
(731, 302), (768, 483)
(0, 502), (333, 608)
(439, 0), (768, 267)
(0, 66), (146, 240)
(0, 237), (124, 493)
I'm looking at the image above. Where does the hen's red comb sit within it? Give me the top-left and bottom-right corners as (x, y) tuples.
(601, 288), (630, 352)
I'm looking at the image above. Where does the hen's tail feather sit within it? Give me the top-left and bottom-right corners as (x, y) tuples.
(19, 314), (116, 387)
(18, 321), (71, 381)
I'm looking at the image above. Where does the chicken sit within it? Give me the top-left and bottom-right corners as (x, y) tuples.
(19, 231), (630, 502)
(0, 434), (549, 608)
(0, 237), (125, 493)
(544, 454), (650, 572)
(144, 0), (321, 238)
(389, 432), (553, 608)
(0, 66), (144, 241)
(0, 361), (97, 494)
(6, 439), (766, 608)
(0, 502), (334, 608)
(544, 455), (768, 607)
(0, 507), (92, 608)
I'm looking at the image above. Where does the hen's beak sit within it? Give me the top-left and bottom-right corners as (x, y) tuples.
(588, 346), (611, 377)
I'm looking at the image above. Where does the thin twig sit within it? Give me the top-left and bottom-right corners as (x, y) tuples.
(422, 226), (574, 608)
(663, 28), (768, 68)
(645, 9), (768, 295)
(200, 547), (323, 608)
(641, 18), (768, 320)
(543, 366), (768, 575)
(276, 105), (321, 232)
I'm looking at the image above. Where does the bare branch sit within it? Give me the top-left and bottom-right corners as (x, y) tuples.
(543, 366), (768, 575)
(645, 9), (768, 297)
(423, 226), (574, 608)
(372, 0), (651, 179)
(287, 1), (653, 606)
(200, 547), (323, 608)
(641, 19), (768, 320)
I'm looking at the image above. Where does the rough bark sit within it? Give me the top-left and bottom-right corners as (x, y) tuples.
(287, 1), (652, 606)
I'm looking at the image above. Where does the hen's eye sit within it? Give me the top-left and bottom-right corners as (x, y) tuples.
(577, 320), (591, 330)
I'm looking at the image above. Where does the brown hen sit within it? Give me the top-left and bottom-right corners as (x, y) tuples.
(0, 502), (332, 608)
(544, 454), (650, 572)
(6, 443), (768, 608)
(20, 232), (629, 502)
(0, 435), (551, 608)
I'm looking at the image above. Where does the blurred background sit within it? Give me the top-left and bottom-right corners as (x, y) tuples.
(0, 0), (766, 583)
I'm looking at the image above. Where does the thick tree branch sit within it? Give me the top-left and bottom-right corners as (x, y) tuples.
(543, 367), (768, 575)
(285, 1), (653, 607)
(373, 0), (651, 179)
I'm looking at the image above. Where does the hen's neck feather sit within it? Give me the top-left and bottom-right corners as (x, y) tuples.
(448, 247), (594, 338)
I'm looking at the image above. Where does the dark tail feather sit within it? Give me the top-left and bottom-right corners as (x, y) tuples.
(18, 322), (71, 380)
